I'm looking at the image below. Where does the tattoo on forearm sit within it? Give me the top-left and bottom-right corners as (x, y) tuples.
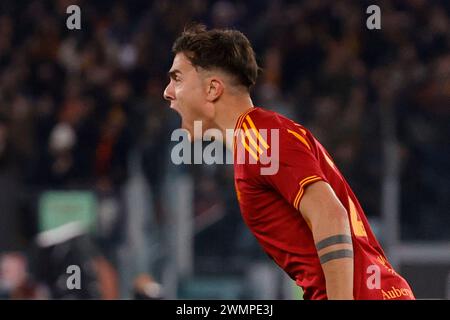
(315, 235), (353, 264)
(315, 235), (352, 251)
(319, 249), (354, 264)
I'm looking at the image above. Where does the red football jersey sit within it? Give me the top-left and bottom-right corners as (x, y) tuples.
(233, 107), (414, 300)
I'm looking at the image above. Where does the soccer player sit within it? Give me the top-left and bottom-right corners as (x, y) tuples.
(163, 24), (415, 300)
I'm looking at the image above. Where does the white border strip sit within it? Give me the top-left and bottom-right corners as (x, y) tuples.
(36, 221), (87, 247)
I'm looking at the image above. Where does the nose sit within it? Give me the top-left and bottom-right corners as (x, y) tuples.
(163, 81), (175, 101)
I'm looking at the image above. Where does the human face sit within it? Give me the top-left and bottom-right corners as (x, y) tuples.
(164, 53), (214, 138)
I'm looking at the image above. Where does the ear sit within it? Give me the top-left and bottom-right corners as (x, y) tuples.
(205, 78), (224, 102)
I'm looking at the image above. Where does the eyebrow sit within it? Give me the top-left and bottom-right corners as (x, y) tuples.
(168, 69), (182, 79)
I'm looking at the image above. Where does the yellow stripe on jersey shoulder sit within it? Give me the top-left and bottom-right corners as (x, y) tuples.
(233, 108), (255, 155)
(236, 109), (254, 131)
(244, 115), (270, 149)
(323, 151), (337, 169)
(235, 111), (271, 162)
(242, 122), (264, 155)
(294, 123), (307, 135)
(234, 181), (241, 201)
(287, 129), (311, 151)
(240, 131), (259, 161)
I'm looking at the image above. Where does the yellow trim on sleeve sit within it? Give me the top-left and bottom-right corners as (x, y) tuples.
(293, 175), (323, 209)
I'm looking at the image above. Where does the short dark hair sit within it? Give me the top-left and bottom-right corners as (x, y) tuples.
(172, 24), (260, 91)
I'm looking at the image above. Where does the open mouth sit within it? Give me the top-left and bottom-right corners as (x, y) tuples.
(169, 105), (180, 117)
(168, 105), (183, 128)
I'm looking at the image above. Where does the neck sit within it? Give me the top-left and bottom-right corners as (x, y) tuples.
(213, 94), (254, 150)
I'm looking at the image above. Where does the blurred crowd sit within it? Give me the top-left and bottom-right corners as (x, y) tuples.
(0, 0), (448, 298)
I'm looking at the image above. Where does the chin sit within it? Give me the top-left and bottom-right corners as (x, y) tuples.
(183, 121), (208, 143)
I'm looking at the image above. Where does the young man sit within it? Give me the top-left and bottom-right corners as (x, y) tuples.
(163, 24), (415, 300)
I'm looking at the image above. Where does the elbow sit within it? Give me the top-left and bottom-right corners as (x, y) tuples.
(331, 205), (349, 224)
(309, 204), (352, 240)
(330, 206), (351, 234)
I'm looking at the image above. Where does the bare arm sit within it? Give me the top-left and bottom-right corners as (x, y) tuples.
(299, 181), (354, 300)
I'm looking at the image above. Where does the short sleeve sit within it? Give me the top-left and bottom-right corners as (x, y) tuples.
(263, 127), (328, 211)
